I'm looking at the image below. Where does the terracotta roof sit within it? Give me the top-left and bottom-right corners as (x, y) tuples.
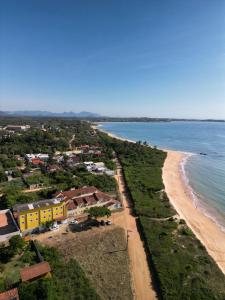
(104, 201), (116, 208)
(31, 158), (44, 165)
(20, 261), (51, 282)
(84, 195), (97, 205)
(0, 213), (8, 227)
(0, 288), (19, 300)
(56, 187), (98, 200)
(67, 200), (77, 211)
(74, 196), (86, 206)
(94, 192), (111, 203)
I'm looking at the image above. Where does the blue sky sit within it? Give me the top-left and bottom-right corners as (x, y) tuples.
(0, 0), (224, 118)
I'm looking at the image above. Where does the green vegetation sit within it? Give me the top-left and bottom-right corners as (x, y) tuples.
(19, 244), (100, 300)
(44, 227), (133, 300)
(86, 206), (111, 218)
(100, 134), (225, 300)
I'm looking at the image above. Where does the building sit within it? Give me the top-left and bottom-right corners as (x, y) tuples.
(0, 209), (20, 243)
(84, 161), (115, 176)
(0, 288), (19, 300)
(4, 125), (30, 132)
(31, 158), (45, 167)
(25, 153), (49, 163)
(20, 261), (51, 282)
(55, 187), (120, 217)
(13, 198), (67, 232)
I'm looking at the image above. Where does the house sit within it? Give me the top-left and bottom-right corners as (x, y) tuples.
(31, 158), (45, 167)
(25, 153), (49, 163)
(0, 209), (20, 242)
(55, 187), (119, 217)
(46, 164), (60, 173)
(66, 155), (80, 168)
(0, 288), (19, 300)
(84, 161), (115, 176)
(4, 125), (30, 132)
(20, 261), (51, 282)
(13, 198), (67, 233)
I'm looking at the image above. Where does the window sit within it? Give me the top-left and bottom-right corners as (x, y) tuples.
(48, 209), (51, 212)
(55, 208), (58, 210)
(22, 222), (25, 224)
(36, 218), (38, 220)
(30, 214), (32, 216)
(30, 219), (33, 222)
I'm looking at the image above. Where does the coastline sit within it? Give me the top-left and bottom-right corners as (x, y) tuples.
(94, 124), (225, 275)
(163, 150), (225, 275)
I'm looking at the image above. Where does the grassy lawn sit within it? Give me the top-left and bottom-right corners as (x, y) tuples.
(42, 226), (133, 300)
(0, 254), (24, 287)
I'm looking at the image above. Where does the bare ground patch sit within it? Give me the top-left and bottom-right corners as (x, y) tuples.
(40, 226), (133, 300)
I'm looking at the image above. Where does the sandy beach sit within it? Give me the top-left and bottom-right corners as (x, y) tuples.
(95, 125), (225, 275)
(163, 150), (225, 275)
(92, 124), (135, 143)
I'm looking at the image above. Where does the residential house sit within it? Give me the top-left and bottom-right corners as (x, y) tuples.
(0, 288), (19, 300)
(46, 164), (60, 173)
(20, 261), (51, 282)
(4, 125), (30, 132)
(66, 155), (80, 168)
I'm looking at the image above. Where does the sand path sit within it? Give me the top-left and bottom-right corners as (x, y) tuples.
(163, 150), (225, 275)
(113, 158), (157, 300)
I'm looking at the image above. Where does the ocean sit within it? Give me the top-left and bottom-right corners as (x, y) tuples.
(99, 121), (225, 231)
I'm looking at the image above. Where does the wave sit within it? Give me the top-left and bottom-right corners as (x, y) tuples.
(179, 154), (225, 233)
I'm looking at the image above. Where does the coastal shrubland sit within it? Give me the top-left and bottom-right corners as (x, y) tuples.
(19, 244), (100, 300)
(99, 133), (225, 300)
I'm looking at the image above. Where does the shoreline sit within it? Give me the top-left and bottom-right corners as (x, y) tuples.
(163, 150), (225, 275)
(94, 124), (225, 275)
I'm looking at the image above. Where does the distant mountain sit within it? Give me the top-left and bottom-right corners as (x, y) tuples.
(3, 110), (101, 118)
(0, 111), (8, 116)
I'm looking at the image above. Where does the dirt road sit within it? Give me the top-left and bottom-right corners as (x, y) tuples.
(114, 158), (157, 300)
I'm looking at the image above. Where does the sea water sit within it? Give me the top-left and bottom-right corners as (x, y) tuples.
(100, 121), (225, 231)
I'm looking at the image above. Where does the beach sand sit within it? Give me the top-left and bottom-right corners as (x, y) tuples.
(94, 124), (225, 275)
(163, 150), (225, 275)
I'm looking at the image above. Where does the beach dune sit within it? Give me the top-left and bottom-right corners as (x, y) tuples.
(163, 150), (225, 275)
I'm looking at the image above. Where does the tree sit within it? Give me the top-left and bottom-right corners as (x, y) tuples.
(9, 235), (25, 254)
(86, 206), (111, 219)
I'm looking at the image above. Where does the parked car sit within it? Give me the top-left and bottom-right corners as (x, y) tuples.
(49, 224), (59, 231)
(106, 220), (112, 225)
(100, 220), (105, 226)
(70, 219), (78, 224)
(60, 219), (68, 224)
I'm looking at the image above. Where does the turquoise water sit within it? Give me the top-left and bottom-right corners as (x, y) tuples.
(100, 121), (225, 230)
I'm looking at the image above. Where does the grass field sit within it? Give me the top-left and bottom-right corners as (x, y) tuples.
(42, 226), (133, 300)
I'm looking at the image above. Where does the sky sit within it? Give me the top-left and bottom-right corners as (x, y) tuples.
(0, 0), (225, 118)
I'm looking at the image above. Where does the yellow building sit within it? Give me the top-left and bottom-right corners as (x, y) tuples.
(13, 198), (67, 232)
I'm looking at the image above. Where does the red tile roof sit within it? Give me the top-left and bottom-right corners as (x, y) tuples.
(56, 186), (98, 200)
(94, 192), (111, 203)
(20, 261), (51, 282)
(74, 196), (85, 206)
(67, 200), (77, 211)
(0, 288), (19, 300)
(84, 195), (97, 205)
(0, 213), (8, 227)
(31, 158), (44, 165)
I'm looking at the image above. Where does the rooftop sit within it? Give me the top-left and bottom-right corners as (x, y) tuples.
(0, 288), (19, 300)
(56, 186), (98, 200)
(20, 261), (51, 282)
(13, 198), (64, 213)
(0, 210), (19, 236)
